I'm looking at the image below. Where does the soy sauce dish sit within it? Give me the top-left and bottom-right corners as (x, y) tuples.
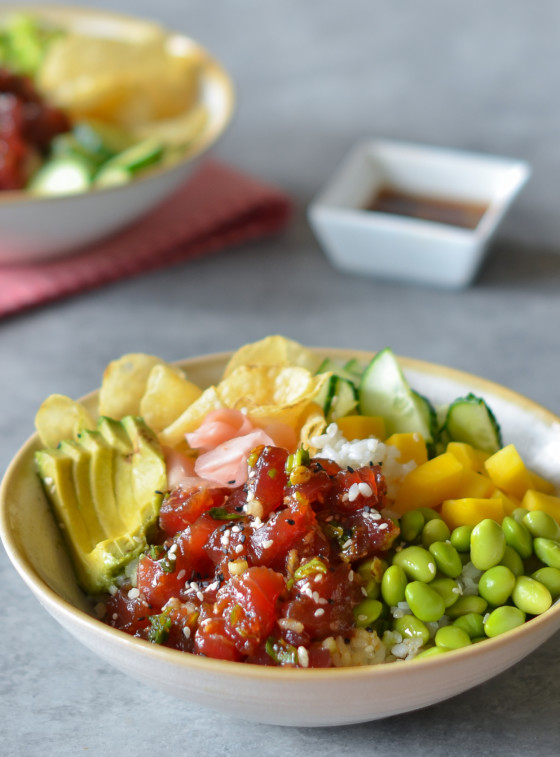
(308, 140), (530, 289)
(2, 348), (560, 727)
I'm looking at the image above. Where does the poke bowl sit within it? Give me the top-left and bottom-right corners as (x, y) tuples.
(2, 337), (560, 727)
(0, 5), (234, 264)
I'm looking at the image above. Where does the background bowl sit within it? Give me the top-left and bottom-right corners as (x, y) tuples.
(0, 5), (234, 265)
(2, 349), (560, 727)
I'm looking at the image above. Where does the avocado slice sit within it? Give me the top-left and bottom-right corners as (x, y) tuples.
(36, 415), (167, 595)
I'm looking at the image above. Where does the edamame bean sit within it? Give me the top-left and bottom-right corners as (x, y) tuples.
(484, 605), (526, 637)
(500, 545), (524, 577)
(478, 565), (516, 606)
(501, 516), (532, 559)
(417, 507), (443, 523)
(393, 546), (437, 583)
(512, 576), (552, 615)
(413, 646), (449, 660)
(422, 518), (451, 548)
(532, 566), (560, 599)
(450, 525), (474, 553)
(405, 581), (446, 622)
(523, 510), (560, 541)
(453, 612), (485, 639)
(430, 577), (462, 608)
(428, 541), (463, 578)
(353, 598), (384, 627)
(363, 578), (381, 599)
(533, 537), (560, 569)
(470, 519), (506, 570)
(381, 564), (408, 607)
(400, 510), (425, 543)
(434, 625), (472, 650)
(512, 507), (529, 524)
(446, 595), (488, 618)
(393, 614), (430, 645)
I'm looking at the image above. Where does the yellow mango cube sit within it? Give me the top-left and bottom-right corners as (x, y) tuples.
(336, 415), (386, 441)
(446, 441), (490, 474)
(490, 487), (520, 516)
(385, 432), (428, 466)
(528, 471), (556, 495)
(484, 444), (534, 500)
(441, 497), (506, 530)
(460, 470), (495, 499)
(522, 489), (560, 522)
(393, 452), (470, 514)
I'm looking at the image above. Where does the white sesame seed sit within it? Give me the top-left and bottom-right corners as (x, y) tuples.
(183, 626), (191, 639)
(168, 543), (178, 554)
(190, 582), (199, 590)
(177, 569), (186, 581)
(196, 591), (204, 601)
(297, 646), (309, 668)
(358, 614), (368, 622)
(207, 581), (219, 592)
(262, 539), (274, 549)
(378, 522), (388, 530)
(358, 482), (373, 497)
(235, 544), (244, 554)
(314, 573), (323, 583)
(314, 608), (325, 617)
(112, 612), (118, 621)
(127, 587), (140, 599)
(342, 538), (353, 549)
(349, 570), (354, 581)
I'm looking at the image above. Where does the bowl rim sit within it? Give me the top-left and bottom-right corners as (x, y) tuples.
(2, 347), (560, 684)
(0, 3), (235, 206)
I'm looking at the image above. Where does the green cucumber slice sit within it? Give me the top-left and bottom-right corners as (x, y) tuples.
(28, 156), (92, 196)
(315, 375), (358, 421)
(316, 358), (358, 385)
(442, 394), (502, 453)
(359, 348), (437, 444)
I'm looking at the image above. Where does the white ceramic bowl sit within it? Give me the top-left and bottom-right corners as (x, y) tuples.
(0, 5), (234, 265)
(2, 348), (560, 727)
(308, 139), (530, 289)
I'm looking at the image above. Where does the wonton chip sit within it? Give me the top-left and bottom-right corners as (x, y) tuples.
(98, 353), (177, 419)
(158, 385), (224, 449)
(140, 364), (203, 434)
(35, 394), (95, 448)
(223, 335), (322, 378)
(217, 364), (330, 430)
(299, 403), (327, 452)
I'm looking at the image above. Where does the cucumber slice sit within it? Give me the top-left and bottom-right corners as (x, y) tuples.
(315, 375), (358, 421)
(28, 156), (92, 196)
(330, 377), (358, 420)
(343, 358), (364, 380)
(359, 348), (437, 444)
(443, 394), (502, 453)
(316, 358), (358, 385)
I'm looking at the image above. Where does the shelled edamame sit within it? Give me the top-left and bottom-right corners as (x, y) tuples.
(355, 506), (560, 659)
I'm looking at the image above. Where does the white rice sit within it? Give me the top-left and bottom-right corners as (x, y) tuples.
(310, 422), (418, 500)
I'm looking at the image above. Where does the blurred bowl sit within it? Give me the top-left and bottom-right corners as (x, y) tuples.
(308, 139), (530, 289)
(0, 5), (234, 265)
(2, 348), (560, 727)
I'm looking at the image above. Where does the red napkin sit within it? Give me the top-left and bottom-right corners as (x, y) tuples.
(0, 159), (292, 318)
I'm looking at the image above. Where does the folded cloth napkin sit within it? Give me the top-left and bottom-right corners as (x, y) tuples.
(0, 159), (292, 319)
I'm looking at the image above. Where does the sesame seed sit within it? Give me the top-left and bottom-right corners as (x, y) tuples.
(358, 614), (368, 622)
(297, 646), (309, 668)
(177, 569), (186, 581)
(183, 626), (191, 639)
(262, 539), (274, 549)
(314, 608), (325, 617)
(196, 591), (204, 601)
(127, 587), (140, 599)
(235, 544), (244, 554)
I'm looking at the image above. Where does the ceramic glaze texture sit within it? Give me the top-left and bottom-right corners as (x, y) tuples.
(2, 349), (560, 727)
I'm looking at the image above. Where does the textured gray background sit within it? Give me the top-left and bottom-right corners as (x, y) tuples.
(2, 1), (560, 754)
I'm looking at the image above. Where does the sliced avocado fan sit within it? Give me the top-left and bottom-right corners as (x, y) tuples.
(35, 415), (167, 595)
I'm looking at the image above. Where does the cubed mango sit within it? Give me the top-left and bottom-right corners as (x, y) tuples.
(484, 444), (534, 500)
(441, 497), (506, 530)
(385, 432), (428, 466)
(392, 452), (470, 514)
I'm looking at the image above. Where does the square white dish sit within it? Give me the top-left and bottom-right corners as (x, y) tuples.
(308, 139), (530, 288)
